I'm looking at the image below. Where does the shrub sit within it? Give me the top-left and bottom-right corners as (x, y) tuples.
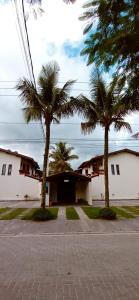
(30, 208), (56, 221)
(98, 207), (117, 220)
(77, 198), (88, 205)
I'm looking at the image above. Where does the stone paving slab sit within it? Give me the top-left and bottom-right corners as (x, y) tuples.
(0, 234), (139, 299)
(1, 216), (139, 235)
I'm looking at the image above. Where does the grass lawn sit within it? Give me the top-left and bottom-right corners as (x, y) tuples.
(112, 207), (135, 219)
(82, 207), (101, 219)
(122, 206), (139, 216)
(0, 208), (10, 215)
(66, 207), (80, 220)
(0, 208), (27, 220)
(22, 207), (59, 220)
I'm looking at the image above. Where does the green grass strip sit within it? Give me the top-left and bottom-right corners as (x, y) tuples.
(82, 207), (101, 219)
(122, 206), (139, 216)
(66, 207), (80, 220)
(47, 207), (59, 219)
(0, 208), (27, 220)
(21, 207), (59, 220)
(112, 207), (135, 219)
(21, 208), (39, 220)
(0, 208), (10, 215)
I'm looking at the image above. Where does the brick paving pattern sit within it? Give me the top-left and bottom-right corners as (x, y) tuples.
(0, 233), (139, 299)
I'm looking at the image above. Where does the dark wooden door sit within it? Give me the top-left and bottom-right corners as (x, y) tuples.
(57, 180), (76, 204)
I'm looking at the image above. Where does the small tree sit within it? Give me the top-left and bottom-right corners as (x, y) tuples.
(49, 141), (78, 174)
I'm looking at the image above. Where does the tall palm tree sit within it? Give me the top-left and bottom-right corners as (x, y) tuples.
(49, 141), (78, 174)
(16, 61), (76, 209)
(75, 72), (132, 208)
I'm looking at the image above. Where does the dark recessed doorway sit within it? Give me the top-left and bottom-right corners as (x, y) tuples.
(57, 180), (76, 204)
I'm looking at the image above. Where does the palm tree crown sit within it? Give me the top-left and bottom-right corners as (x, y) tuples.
(78, 72), (132, 134)
(49, 142), (78, 174)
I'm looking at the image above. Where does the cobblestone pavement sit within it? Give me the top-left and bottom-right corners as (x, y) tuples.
(0, 199), (139, 208)
(0, 200), (40, 208)
(0, 233), (139, 300)
(93, 199), (139, 207)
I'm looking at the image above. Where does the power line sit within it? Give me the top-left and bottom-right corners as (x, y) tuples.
(21, 0), (45, 140)
(13, 0), (33, 80)
(0, 137), (138, 141)
(0, 121), (139, 128)
(0, 80), (90, 84)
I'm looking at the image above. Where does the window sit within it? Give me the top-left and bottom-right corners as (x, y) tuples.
(8, 164), (12, 176)
(46, 182), (48, 194)
(1, 164), (6, 175)
(85, 169), (88, 175)
(111, 164), (115, 175)
(116, 164), (120, 175)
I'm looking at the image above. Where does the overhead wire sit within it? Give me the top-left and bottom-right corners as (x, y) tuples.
(11, 0), (45, 140)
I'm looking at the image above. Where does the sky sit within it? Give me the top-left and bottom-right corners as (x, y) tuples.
(0, 0), (139, 170)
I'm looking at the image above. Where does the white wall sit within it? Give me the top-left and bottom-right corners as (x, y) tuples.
(108, 153), (139, 199)
(90, 152), (139, 200)
(91, 175), (105, 200)
(76, 182), (88, 202)
(0, 152), (41, 201)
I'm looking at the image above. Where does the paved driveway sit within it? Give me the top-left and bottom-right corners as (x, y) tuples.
(0, 233), (139, 299)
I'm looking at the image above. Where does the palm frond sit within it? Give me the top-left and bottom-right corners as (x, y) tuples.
(60, 80), (76, 95)
(114, 120), (132, 133)
(89, 70), (107, 110)
(16, 78), (40, 107)
(23, 107), (41, 123)
(81, 121), (97, 134)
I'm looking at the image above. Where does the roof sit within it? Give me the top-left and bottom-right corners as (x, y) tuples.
(78, 148), (139, 169)
(46, 171), (91, 182)
(0, 148), (39, 169)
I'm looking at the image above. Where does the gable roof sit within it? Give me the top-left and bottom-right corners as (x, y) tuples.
(78, 148), (139, 169)
(0, 148), (39, 169)
(46, 171), (91, 182)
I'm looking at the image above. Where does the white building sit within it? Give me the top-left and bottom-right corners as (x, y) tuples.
(45, 149), (139, 206)
(79, 148), (139, 203)
(0, 148), (41, 201)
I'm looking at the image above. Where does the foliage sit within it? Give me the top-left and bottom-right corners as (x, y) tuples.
(49, 141), (78, 174)
(66, 207), (80, 219)
(77, 198), (88, 205)
(80, 0), (139, 99)
(22, 208), (59, 221)
(98, 207), (116, 220)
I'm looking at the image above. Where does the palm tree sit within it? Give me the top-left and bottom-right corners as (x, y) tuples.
(49, 141), (78, 174)
(75, 71), (132, 208)
(16, 61), (76, 209)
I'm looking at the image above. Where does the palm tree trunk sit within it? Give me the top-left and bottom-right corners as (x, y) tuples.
(104, 126), (109, 208)
(41, 120), (50, 209)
